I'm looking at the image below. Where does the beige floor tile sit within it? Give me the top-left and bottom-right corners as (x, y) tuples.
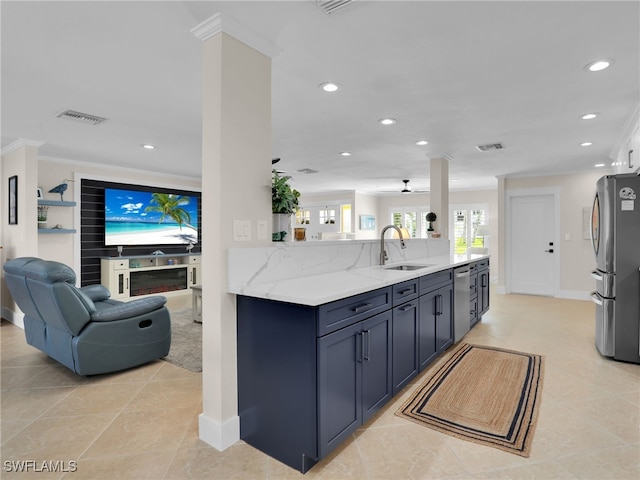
(354, 423), (469, 479)
(81, 407), (195, 459)
(557, 443), (640, 480)
(164, 443), (269, 480)
(2, 294), (639, 480)
(42, 382), (146, 417)
(123, 375), (202, 413)
(1, 386), (75, 420)
(60, 451), (174, 479)
(1, 413), (115, 459)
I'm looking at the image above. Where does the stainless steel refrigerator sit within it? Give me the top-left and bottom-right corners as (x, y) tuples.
(590, 173), (640, 364)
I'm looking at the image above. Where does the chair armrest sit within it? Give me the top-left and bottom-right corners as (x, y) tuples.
(90, 296), (167, 322)
(80, 284), (111, 302)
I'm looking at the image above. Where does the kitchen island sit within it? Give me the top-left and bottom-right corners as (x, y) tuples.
(229, 240), (489, 473)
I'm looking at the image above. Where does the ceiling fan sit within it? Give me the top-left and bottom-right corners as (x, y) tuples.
(381, 179), (429, 194)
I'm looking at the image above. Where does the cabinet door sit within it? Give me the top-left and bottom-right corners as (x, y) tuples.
(392, 301), (419, 395)
(418, 290), (438, 370)
(479, 269), (490, 317)
(435, 284), (453, 354)
(361, 311), (393, 423)
(318, 321), (362, 458)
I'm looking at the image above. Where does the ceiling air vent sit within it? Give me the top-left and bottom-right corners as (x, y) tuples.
(56, 109), (107, 126)
(298, 168), (319, 174)
(475, 142), (504, 152)
(315, 0), (357, 15)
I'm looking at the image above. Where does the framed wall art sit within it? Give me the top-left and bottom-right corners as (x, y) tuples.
(8, 175), (18, 225)
(359, 214), (375, 230)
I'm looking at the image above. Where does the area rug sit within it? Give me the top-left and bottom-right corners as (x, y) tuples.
(396, 343), (544, 457)
(163, 306), (202, 373)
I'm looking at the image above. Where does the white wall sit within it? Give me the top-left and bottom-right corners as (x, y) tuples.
(354, 192), (379, 239)
(504, 171), (604, 297)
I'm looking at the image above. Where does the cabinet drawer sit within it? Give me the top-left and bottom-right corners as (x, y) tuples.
(113, 260), (129, 270)
(318, 287), (392, 336)
(392, 279), (419, 306)
(419, 269), (453, 294)
(477, 258), (489, 271)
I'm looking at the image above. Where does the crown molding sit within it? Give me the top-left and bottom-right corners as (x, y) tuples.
(1, 138), (44, 156)
(191, 12), (282, 59)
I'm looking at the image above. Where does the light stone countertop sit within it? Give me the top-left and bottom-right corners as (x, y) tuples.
(230, 253), (488, 306)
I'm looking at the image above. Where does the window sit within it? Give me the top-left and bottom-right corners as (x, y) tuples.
(390, 208), (430, 238)
(319, 207), (336, 225)
(451, 206), (487, 254)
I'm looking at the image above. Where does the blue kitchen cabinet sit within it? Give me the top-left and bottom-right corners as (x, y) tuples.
(237, 286), (392, 473)
(318, 309), (392, 458)
(478, 259), (490, 319)
(418, 270), (454, 371)
(392, 298), (419, 394)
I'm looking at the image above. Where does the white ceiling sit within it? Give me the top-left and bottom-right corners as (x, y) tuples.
(2, 1), (638, 195)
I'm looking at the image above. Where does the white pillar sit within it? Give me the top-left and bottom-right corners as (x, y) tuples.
(429, 157), (450, 239)
(191, 14), (280, 450)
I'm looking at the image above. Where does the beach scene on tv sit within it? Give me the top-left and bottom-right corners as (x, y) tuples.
(105, 188), (198, 246)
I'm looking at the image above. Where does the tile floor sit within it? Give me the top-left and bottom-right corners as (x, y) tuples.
(1, 293), (639, 479)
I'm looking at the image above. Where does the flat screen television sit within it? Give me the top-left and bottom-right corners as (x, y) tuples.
(104, 188), (199, 246)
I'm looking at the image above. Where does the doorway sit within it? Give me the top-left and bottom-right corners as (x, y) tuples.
(506, 189), (559, 296)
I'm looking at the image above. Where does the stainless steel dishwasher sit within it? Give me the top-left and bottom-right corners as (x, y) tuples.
(454, 265), (471, 342)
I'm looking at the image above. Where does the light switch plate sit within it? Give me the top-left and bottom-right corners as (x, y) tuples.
(233, 220), (251, 241)
(257, 220), (268, 240)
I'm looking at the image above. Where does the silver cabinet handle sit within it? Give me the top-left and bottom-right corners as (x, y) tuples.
(399, 303), (416, 312)
(591, 270), (603, 281)
(590, 292), (603, 306)
(629, 149), (634, 169)
(352, 303), (373, 313)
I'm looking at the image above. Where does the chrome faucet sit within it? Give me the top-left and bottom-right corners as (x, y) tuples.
(380, 225), (406, 265)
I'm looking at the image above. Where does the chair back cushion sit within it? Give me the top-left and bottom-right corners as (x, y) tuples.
(3, 257), (43, 320)
(21, 260), (92, 335)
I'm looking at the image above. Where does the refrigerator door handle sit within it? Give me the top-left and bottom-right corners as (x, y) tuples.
(590, 292), (603, 306)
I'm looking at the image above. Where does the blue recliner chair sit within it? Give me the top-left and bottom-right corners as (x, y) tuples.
(3, 257), (171, 375)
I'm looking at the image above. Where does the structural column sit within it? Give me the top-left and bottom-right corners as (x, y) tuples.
(429, 157), (450, 239)
(192, 14), (280, 450)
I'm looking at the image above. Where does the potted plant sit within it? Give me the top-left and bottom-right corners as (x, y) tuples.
(272, 169), (300, 241)
(426, 212), (437, 232)
(37, 205), (49, 228)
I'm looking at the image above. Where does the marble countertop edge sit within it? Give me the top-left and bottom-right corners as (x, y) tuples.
(229, 254), (489, 306)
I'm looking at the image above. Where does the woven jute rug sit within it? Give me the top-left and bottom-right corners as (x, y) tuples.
(396, 343), (544, 457)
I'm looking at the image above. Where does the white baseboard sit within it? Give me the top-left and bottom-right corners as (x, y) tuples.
(1, 307), (24, 329)
(198, 413), (240, 451)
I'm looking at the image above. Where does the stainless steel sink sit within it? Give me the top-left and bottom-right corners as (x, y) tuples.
(383, 264), (434, 271)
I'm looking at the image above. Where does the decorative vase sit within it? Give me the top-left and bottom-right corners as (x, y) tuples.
(272, 213), (292, 242)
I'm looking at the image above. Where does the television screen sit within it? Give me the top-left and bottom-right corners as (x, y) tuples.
(105, 188), (199, 246)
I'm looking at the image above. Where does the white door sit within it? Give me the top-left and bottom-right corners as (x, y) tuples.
(509, 194), (556, 296)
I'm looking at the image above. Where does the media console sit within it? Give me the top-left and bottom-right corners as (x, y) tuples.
(100, 253), (201, 300)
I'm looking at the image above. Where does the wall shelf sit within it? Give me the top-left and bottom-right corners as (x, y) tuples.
(38, 200), (76, 207)
(38, 228), (77, 234)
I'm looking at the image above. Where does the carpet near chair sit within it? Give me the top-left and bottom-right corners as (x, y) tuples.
(163, 306), (202, 373)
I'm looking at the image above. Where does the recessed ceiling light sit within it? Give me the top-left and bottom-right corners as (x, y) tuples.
(142, 144), (155, 149)
(320, 82), (340, 92)
(340, 151), (351, 156)
(581, 113), (598, 120)
(416, 140), (428, 146)
(585, 60), (612, 72)
(595, 163), (605, 167)
(379, 118), (396, 125)
(581, 142), (593, 147)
